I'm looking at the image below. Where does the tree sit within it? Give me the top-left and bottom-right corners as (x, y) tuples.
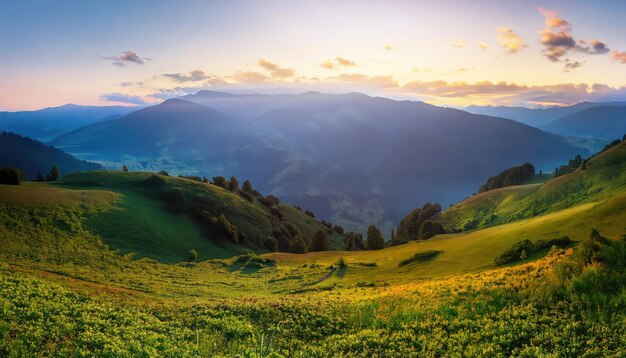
(242, 179), (253, 193)
(366, 225), (385, 250)
(394, 202), (442, 244)
(186, 249), (198, 262)
(122, 165), (129, 172)
(158, 170), (169, 176)
(418, 220), (446, 240)
(0, 167), (24, 185)
(36, 173), (45, 182)
(309, 229), (329, 252)
(344, 232), (364, 251)
(46, 166), (60, 181)
(289, 233), (308, 254)
(228, 176), (239, 191)
(211, 176), (227, 188)
(520, 250), (527, 260)
(333, 224), (344, 235)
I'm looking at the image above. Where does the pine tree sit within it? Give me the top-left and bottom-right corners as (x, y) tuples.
(242, 179), (253, 193)
(309, 229), (329, 251)
(46, 166), (60, 181)
(228, 176), (239, 191)
(366, 225), (385, 250)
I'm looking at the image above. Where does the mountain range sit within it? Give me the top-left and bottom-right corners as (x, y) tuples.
(0, 131), (102, 179)
(465, 101), (626, 141)
(51, 92), (590, 234)
(0, 104), (140, 141)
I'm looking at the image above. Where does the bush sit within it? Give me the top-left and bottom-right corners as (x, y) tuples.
(186, 249), (198, 262)
(304, 210), (315, 218)
(209, 214), (239, 244)
(398, 250), (443, 267)
(289, 233), (308, 254)
(46, 166), (60, 181)
(211, 176), (228, 188)
(0, 167), (24, 185)
(495, 239), (533, 265)
(495, 237), (572, 266)
(418, 220), (446, 240)
(158, 170), (169, 176)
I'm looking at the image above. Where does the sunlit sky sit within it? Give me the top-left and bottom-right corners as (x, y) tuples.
(1, 0), (626, 110)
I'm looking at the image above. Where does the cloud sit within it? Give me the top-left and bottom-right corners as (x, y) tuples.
(478, 42), (488, 50)
(336, 57), (356, 66)
(163, 70), (210, 83)
(497, 28), (527, 54)
(612, 50), (626, 64)
(320, 57), (357, 70)
(119, 81), (144, 87)
(538, 9), (610, 67)
(384, 44), (395, 51)
(100, 93), (146, 105)
(402, 79), (626, 106)
(258, 59), (295, 79)
(326, 73), (398, 88)
(451, 39), (467, 48)
(102, 50), (147, 67)
(563, 59), (582, 72)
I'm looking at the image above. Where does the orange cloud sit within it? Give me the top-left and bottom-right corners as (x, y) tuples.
(320, 57), (357, 70)
(258, 59), (295, 79)
(611, 50), (626, 64)
(497, 28), (527, 54)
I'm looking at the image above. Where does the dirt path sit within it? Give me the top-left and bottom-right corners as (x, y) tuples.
(299, 267), (337, 289)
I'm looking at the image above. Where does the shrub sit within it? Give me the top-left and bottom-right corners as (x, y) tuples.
(495, 239), (533, 265)
(304, 210), (315, 218)
(210, 214), (239, 244)
(46, 166), (60, 181)
(289, 233), (308, 254)
(186, 249), (198, 262)
(398, 250), (443, 267)
(158, 170), (169, 176)
(0, 167), (24, 185)
(418, 220), (446, 240)
(211, 176), (228, 188)
(336, 257), (347, 269)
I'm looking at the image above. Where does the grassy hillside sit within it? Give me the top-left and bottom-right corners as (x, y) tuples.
(1, 142), (625, 355)
(0, 170), (344, 263)
(437, 140), (626, 232)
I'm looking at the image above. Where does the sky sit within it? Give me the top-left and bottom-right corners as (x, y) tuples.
(1, 0), (626, 110)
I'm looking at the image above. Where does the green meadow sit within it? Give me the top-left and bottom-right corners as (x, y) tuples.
(1, 143), (626, 356)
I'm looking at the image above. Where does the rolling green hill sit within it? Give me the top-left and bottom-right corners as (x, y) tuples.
(0, 170), (344, 263)
(436, 139), (626, 232)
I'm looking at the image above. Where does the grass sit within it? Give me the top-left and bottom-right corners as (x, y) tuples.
(1, 143), (626, 355)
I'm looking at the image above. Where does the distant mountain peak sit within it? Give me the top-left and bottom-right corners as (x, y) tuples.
(159, 98), (202, 107)
(189, 90), (235, 98)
